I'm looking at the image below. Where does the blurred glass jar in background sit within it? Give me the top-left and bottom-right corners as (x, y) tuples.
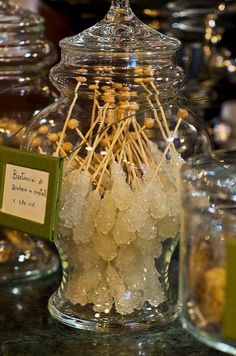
(180, 150), (236, 355)
(0, 0), (57, 147)
(167, 0), (236, 121)
(0, 0), (59, 282)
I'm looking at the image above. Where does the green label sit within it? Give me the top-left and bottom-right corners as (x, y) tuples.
(0, 146), (63, 241)
(223, 239), (236, 341)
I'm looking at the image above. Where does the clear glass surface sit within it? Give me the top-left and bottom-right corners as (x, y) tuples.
(22, 0), (211, 331)
(180, 149), (236, 355)
(0, 0), (59, 282)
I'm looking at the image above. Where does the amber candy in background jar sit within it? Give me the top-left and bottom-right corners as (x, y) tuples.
(0, 0), (59, 282)
(22, 0), (211, 331)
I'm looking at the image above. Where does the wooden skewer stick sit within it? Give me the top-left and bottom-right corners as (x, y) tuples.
(149, 81), (171, 136)
(147, 98), (177, 158)
(85, 103), (110, 170)
(128, 135), (147, 170)
(69, 106), (104, 162)
(151, 117), (182, 183)
(138, 81), (175, 154)
(126, 142), (138, 187)
(94, 119), (128, 190)
(131, 116), (149, 167)
(56, 79), (82, 155)
(38, 146), (44, 155)
(118, 135), (127, 165)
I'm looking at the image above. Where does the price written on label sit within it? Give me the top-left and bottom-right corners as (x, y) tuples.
(2, 164), (49, 224)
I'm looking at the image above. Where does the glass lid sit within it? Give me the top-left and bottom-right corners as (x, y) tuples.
(60, 0), (180, 55)
(0, 0), (55, 68)
(0, 0), (43, 32)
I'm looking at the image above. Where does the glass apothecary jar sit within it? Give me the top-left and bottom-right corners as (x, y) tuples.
(0, 0), (59, 282)
(22, 0), (211, 331)
(180, 150), (236, 355)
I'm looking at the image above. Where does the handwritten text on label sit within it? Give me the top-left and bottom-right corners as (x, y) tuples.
(2, 164), (49, 224)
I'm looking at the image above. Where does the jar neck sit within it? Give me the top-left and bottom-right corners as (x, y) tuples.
(50, 51), (184, 98)
(110, 0), (130, 9)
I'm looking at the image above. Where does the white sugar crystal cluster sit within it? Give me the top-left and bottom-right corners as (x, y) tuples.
(59, 149), (183, 315)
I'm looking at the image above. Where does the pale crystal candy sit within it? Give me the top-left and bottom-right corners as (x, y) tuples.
(113, 212), (136, 245)
(137, 216), (157, 240)
(106, 263), (125, 301)
(62, 160), (76, 177)
(148, 141), (163, 165)
(135, 237), (162, 258)
(59, 178), (70, 207)
(66, 272), (89, 306)
(166, 187), (181, 216)
(149, 163), (181, 218)
(158, 215), (179, 239)
(143, 168), (164, 188)
(159, 158), (182, 195)
(149, 184), (169, 220)
(60, 170), (91, 229)
(58, 224), (73, 238)
(111, 161), (132, 211)
(92, 230), (117, 262)
(59, 141), (183, 314)
(145, 278), (164, 307)
(66, 260), (106, 306)
(115, 246), (145, 291)
(115, 290), (144, 315)
(92, 279), (113, 313)
(77, 242), (100, 269)
(73, 190), (101, 243)
(79, 259), (106, 290)
(125, 269), (145, 291)
(143, 256), (164, 307)
(166, 155), (183, 187)
(59, 164), (77, 206)
(101, 171), (112, 191)
(147, 142), (182, 188)
(157, 177), (179, 216)
(95, 191), (117, 234)
(125, 192), (149, 232)
(115, 245), (142, 272)
(62, 235), (80, 266)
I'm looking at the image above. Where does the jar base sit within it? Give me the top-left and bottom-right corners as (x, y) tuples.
(181, 316), (236, 356)
(48, 292), (179, 332)
(0, 231), (60, 283)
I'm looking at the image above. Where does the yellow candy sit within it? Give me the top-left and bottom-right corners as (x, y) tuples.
(48, 133), (58, 142)
(177, 108), (188, 119)
(76, 76), (87, 83)
(144, 117), (154, 129)
(32, 137), (42, 147)
(62, 142), (73, 152)
(68, 119), (79, 129)
(38, 125), (48, 135)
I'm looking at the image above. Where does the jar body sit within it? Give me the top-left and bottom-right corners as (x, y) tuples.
(22, 58), (211, 329)
(180, 151), (236, 354)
